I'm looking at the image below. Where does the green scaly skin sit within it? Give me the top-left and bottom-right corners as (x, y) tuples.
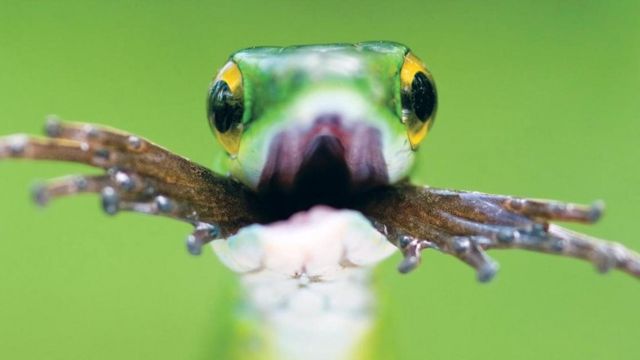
(211, 42), (417, 189)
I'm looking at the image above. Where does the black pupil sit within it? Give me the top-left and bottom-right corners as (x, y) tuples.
(411, 72), (436, 121)
(208, 80), (243, 133)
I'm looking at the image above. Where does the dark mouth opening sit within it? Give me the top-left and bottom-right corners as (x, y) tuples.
(259, 134), (353, 218)
(257, 116), (389, 220)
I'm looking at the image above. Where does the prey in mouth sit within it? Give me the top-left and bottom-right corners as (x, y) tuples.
(1, 117), (640, 281)
(1, 42), (639, 284)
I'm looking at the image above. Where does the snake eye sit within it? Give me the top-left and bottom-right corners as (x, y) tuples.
(400, 52), (437, 149)
(208, 61), (244, 155)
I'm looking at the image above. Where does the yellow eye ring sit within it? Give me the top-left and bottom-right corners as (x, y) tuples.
(207, 61), (244, 155)
(400, 52), (437, 149)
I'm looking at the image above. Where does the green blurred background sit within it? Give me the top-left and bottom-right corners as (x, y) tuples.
(0, 1), (638, 359)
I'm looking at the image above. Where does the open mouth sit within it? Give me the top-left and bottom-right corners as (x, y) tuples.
(257, 115), (388, 215)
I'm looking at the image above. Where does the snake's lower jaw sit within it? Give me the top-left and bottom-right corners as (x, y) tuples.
(212, 206), (395, 274)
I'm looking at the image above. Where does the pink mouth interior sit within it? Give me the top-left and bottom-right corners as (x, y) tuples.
(258, 115), (388, 216)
